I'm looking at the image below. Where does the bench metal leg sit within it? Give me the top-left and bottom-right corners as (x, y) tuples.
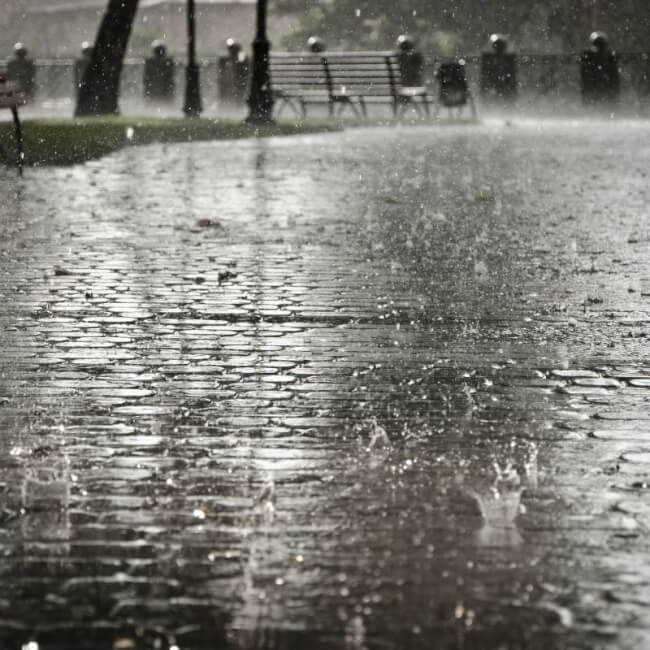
(11, 106), (24, 176)
(335, 100), (361, 119)
(396, 94), (430, 119)
(333, 99), (362, 118)
(391, 98), (398, 118)
(468, 92), (477, 120)
(274, 97), (287, 120)
(274, 97), (303, 120)
(412, 100), (424, 118)
(422, 96), (431, 117)
(397, 98), (416, 119)
(291, 98), (304, 119)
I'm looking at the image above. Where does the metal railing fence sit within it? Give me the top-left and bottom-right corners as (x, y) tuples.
(1, 53), (648, 114)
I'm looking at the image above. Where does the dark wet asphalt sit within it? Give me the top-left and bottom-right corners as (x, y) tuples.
(1, 119), (650, 650)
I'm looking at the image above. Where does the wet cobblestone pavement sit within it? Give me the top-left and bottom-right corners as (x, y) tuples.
(1, 120), (650, 649)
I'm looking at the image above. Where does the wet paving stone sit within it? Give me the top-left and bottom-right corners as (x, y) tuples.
(1, 121), (650, 649)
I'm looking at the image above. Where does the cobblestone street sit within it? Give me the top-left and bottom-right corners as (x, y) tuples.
(1, 120), (650, 649)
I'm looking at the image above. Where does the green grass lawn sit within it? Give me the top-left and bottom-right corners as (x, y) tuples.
(0, 117), (342, 167)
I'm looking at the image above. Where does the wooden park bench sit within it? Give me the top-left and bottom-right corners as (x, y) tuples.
(0, 71), (26, 175)
(270, 51), (430, 119)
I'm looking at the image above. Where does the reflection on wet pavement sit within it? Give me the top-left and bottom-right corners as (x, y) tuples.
(0, 120), (650, 648)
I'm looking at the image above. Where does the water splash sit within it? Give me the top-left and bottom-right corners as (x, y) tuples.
(21, 464), (69, 512)
(256, 476), (276, 525)
(231, 475), (288, 647)
(524, 442), (539, 490)
(20, 446), (71, 552)
(474, 461), (522, 523)
(468, 461), (524, 547)
(368, 417), (391, 450)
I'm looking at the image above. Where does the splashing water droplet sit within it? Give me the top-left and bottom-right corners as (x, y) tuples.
(368, 418), (391, 450)
(470, 461), (523, 527)
(257, 477), (275, 505)
(256, 476), (276, 524)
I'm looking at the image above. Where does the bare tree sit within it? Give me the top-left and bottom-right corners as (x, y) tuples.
(75, 0), (139, 116)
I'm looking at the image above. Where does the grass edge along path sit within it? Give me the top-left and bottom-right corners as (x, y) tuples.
(0, 117), (343, 167)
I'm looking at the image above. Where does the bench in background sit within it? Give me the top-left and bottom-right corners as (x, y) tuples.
(270, 51), (430, 119)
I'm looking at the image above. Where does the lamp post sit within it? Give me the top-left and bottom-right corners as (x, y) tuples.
(246, 0), (274, 124)
(183, 0), (202, 116)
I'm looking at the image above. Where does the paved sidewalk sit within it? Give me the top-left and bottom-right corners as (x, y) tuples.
(1, 120), (650, 649)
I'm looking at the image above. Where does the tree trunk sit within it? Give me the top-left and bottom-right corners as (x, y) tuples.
(75, 0), (139, 116)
